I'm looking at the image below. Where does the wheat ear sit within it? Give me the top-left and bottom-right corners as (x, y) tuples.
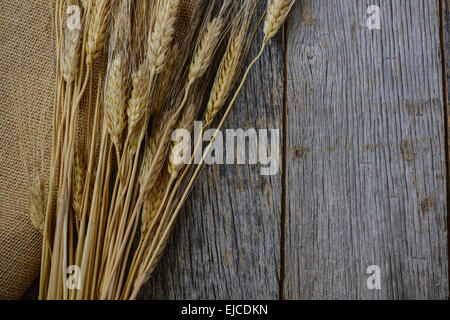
(62, 25), (81, 83)
(86, 0), (111, 66)
(147, 0), (180, 75)
(127, 61), (149, 138)
(204, 28), (246, 128)
(141, 172), (168, 235)
(105, 53), (127, 154)
(264, 0), (296, 40)
(188, 18), (223, 83)
(72, 148), (85, 224)
(30, 176), (45, 233)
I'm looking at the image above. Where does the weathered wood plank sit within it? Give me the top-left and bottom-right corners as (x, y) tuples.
(442, 0), (450, 299)
(284, 0), (448, 299)
(138, 14), (284, 299)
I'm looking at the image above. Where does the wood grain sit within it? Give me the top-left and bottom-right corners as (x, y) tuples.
(284, 0), (448, 299)
(138, 18), (285, 299)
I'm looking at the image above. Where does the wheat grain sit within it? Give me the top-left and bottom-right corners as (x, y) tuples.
(264, 0), (296, 40)
(105, 53), (127, 152)
(30, 176), (45, 233)
(86, 0), (111, 66)
(147, 0), (180, 75)
(188, 18), (223, 83)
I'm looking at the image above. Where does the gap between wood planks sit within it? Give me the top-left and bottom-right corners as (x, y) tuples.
(438, 0), (450, 300)
(280, 22), (289, 301)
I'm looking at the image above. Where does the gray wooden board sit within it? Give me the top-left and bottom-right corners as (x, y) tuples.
(284, 0), (448, 299)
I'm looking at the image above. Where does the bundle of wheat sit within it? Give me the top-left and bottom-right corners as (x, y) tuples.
(32, 0), (295, 300)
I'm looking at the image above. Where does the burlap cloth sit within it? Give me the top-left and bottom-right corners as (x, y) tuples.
(0, 0), (199, 300)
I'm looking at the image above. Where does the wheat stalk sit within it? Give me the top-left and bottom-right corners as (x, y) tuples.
(30, 176), (45, 233)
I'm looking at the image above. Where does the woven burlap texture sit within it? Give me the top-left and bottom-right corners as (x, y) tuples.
(0, 0), (199, 300)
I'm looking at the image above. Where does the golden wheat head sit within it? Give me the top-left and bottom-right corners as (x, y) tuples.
(264, 0), (296, 40)
(105, 53), (127, 152)
(86, 0), (111, 66)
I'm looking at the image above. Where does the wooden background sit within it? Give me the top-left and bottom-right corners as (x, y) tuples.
(24, 0), (450, 300)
